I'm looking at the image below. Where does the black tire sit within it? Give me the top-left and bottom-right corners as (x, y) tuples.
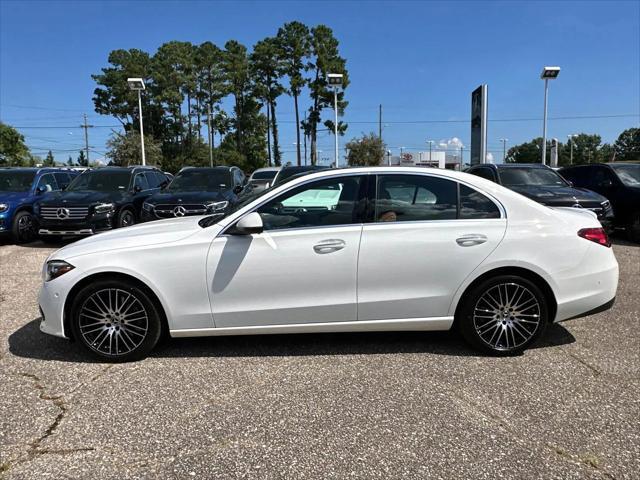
(12, 211), (38, 244)
(117, 208), (136, 228)
(70, 278), (162, 362)
(457, 275), (548, 355)
(627, 214), (640, 244)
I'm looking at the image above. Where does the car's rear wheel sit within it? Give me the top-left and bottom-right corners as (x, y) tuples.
(12, 211), (38, 243)
(70, 279), (162, 362)
(458, 275), (548, 355)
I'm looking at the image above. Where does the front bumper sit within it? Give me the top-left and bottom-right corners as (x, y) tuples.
(37, 214), (115, 236)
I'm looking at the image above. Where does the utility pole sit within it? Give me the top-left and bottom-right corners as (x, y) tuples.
(427, 140), (434, 162)
(207, 105), (214, 167)
(81, 114), (93, 163)
(378, 104), (382, 141)
(500, 138), (508, 162)
(460, 146), (464, 166)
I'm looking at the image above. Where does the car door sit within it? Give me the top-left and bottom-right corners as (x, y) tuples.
(207, 174), (367, 328)
(357, 173), (507, 321)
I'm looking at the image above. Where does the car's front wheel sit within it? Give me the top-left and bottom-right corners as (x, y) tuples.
(70, 279), (162, 362)
(12, 211), (38, 243)
(457, 275), (548, 355)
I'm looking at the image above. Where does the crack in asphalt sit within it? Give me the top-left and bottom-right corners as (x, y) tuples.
(455, 392), (617, 479)
(565, 350), (602, 377)
(0, 371), (100, 475)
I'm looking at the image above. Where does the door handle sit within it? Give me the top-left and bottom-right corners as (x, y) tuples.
(313, 239), (346, 254)
(456, 234), (488, 247)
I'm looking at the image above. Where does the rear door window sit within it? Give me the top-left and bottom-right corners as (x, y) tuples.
(459, 184), (501, 219)
(375, 175), (457, 222)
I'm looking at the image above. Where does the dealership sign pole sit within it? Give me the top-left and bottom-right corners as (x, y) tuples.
(470, 85), (488, 165)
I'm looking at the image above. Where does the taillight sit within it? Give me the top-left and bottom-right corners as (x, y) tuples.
(578, 227), (611, 247)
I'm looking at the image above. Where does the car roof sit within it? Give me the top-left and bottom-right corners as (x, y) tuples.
(179, 166), (234, 172)
(494, 163), (550, 169)
(0, 167), (78, 173)
(253, 167), (281, 172)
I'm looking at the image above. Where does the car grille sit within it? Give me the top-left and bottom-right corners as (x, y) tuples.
(40, 206), (89, 220)
(154, 204), (208, 218)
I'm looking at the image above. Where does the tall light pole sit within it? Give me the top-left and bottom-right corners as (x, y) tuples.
(400, 146), (405, 162)
(540, 66), (560, 165)
(127, 78), (147, 166)
(500, 138), (508, 162)
(427, 140), (434, 162)
(567, 134), (577, 165)
(386, 149), (392, 166)
(328, 73), (344, 168)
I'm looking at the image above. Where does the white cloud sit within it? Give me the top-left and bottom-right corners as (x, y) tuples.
(438, 137), (465, 150)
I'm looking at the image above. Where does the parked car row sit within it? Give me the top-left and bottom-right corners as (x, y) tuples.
(466, 162), (640, 242)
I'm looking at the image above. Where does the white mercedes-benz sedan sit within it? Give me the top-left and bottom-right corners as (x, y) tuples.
(39, 167), (618, 361)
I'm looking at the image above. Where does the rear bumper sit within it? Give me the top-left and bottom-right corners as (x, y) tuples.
(562, 297), (616, 322)
(552, 247), (619, 322)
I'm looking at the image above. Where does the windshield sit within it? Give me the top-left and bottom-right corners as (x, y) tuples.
(198, 172), (302, 228)
(611, 164), (640, 187)
(66, 170), (131, 192)
(274, 166), (328, 185)
(499, 167), (567, 187)
(0, 171), (36, 192)
(167, 169), (231, 192)
(251, 170), (277, 180)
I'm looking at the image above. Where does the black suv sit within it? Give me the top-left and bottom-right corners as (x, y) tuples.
(467, 163), (614, 230)
(35, 166), (170, 238)
(560, 163), (640, 242)
(141, 166), (248, 221)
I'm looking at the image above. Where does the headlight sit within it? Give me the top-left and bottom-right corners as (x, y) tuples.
(0, 203), (8, 212)
(206, 201), (229, 212)
(43, 260), (74, 282)
(142, 202), (154, 212)
(94, 203), (115, 214)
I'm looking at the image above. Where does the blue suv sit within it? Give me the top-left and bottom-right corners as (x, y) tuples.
(0, 167), (79, 243)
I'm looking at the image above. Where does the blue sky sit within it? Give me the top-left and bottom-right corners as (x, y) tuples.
(1, 0), (638, 165)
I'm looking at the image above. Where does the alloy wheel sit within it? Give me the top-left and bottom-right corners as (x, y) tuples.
(120, 211), (135, 227)
(78, 288), (149, 356)
(473, 282), (541, 351)
(17, 214), (36, 241)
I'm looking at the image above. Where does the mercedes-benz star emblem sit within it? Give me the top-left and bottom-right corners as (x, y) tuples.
(56, 208), (70, 219)
(173, 205), (186, 217)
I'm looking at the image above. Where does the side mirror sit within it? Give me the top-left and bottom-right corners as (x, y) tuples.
(36, 186), (46, 194)
(230, 212), (263, 235)
(233, 185), (243, 194)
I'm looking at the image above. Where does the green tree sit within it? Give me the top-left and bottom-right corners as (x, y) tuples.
(0, 122), (30, 166)
(346, 133), (384, 166)
(277, 21), (311, 166)
(77, 150), (88, 166)
(613, 128), (640, 161)
(44, 150), (55, 166)
(251, 37), (286, 166)
(570, 133), (602, 164)
(505, 138), (542, 163)
(92, 49), (155, 129)
(195, 42), (227, 145)
(106, 131), (162, 167)
(67, 156), (74, 166)
(306, 25), (349, 165)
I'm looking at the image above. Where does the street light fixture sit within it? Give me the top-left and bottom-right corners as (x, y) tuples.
(127, 77), (147, 166)
(540, 66), (560, 166)
(327, 73), (343, 168)
(500, 138), (508, 162)
(567, 134), (578, 165)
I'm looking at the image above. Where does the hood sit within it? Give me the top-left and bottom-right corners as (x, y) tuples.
(39, 190), (126, 206)
(146, 190), (228, 205)
(52, 216), (203, 260)
(507, 185), (606, 206)
(0, 191), (31, 204)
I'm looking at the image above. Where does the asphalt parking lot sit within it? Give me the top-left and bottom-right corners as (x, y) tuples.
(0, 238), (638, 479)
